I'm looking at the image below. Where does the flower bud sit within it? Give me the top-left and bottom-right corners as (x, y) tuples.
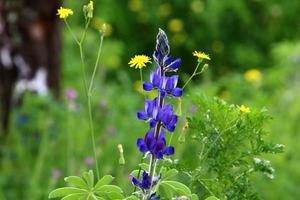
(118, 144), (125, 165)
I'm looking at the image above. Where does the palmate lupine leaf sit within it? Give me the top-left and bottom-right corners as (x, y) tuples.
(49, 170), (124, 200)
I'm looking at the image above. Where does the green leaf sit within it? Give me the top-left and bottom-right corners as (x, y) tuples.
(159, 182), (174, 199)
(138, 163), (149, 171)
(61, 193), (86, 200)
(95, 185), (123, 194)
(124, 195), (139, 200)
(101, 192), (124, 199)
(205, 196), (219, 200)
(94, 175), (114, 191)
(87, 194), (98, 200)
(49, 187), (86, 198)
(64, 176), (89, 189)
(191, 194), (199, 200)
(159, 181), (191, 196)
(129, 170), (139, 177)
(162, 169), (178, 180)
(83, 170), (94, 189)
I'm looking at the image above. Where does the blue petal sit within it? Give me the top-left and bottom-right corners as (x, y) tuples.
(137, 111), (148, 120)
(169, 58), (181, 70)
(137, 138), (148, 153)
(132, 177), (140, 186)
(143, 82), (153, 91)
(150, 119), (157, 128)
(164, 146), (175, 155)
(173, 88), (183, 97)
(166, 124), (176, 132)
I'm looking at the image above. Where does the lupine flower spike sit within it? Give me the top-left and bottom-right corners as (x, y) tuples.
(131, 28), (183, 199)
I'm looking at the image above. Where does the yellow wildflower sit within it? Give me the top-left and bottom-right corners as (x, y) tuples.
(244, 69), (262, 83)
(193, 51), (211, 60)
(57, 7), (73, 19)
(239, 105), (251, 113)
(168, 18), (184, 32)
(128, 55), (151, 69)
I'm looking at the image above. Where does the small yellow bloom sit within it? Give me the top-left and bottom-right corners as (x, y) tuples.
(57, 7), (73, 19)
(128, 55), (151, 69)
(239, 105), (251, 113)
(168, 18), (184, 32)
(244, 69), (262, 83)
(193, 51), (211, 60)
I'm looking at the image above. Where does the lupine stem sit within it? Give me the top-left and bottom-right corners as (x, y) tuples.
(149, 69), (164, 190)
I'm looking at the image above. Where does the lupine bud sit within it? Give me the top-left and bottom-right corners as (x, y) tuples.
(118, 144), (125, 165)
(156, 28), (170, 56)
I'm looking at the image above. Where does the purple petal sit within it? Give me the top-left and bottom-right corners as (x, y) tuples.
(143, 82), (153, 91)
(166, 124), (176, 132)
(173, 88), (183, 97)
(150, 119), (157, 128)
(132, 177), (140, 186)
(164, 146), (175, 155)
(169, 58), (181, 70)
(137, 111), (148, 120)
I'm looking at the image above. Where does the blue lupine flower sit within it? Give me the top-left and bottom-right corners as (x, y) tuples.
(143, 67), (183, 97)
(143, 67), (162, 91)
(137, 98), (178, 132)
(137, 130), (174, 159)
(132, 171), (160, 190)
(163, 57), (182, 72)
(149, 193), (160, 200)
(160, 75), (183, 97)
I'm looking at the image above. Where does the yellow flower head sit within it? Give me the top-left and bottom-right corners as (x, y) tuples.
(193, 51), (211, 60)
(128, 55), (151, 69)
(57, 7), (73, 19)
(239, 105), (251, 113)
(244, 69), (262, 83)
(168, 18), (184, 33)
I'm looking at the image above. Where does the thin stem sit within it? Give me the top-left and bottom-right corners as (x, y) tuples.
(64, 19), (79, 44)
(87, 95), (99, 179)
(168, 133), (174, 146)
(139, 68), (143, 83)
(88, 34), (104, 93)
(86, 34), (104, 181)
(182, 62), (202, 89)
(80, 18), (91, 44)
(65, 17), (102, 180)
(79, 44), (88, 95)
(134, 156), (145, 192)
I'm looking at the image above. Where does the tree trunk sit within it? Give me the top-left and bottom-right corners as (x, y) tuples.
(0, 0), (62, 137)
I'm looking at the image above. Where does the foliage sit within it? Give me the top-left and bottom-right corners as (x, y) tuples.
(49, 170), (124, 200)
(179, 95), (283, 199)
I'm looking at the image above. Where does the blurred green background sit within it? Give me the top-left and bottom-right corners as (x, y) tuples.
(1, 0), (300, 199)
